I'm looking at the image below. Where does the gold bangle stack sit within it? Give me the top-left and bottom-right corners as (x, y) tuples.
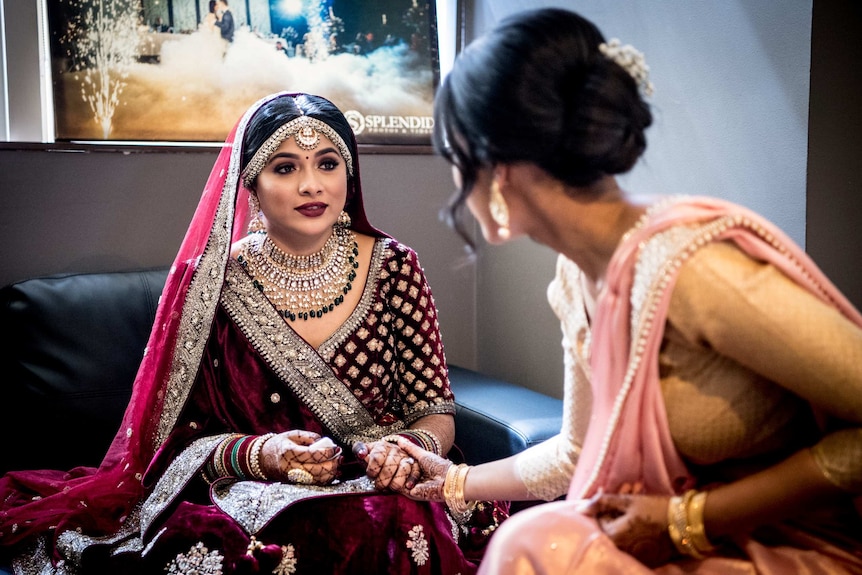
(214, 433), (244, 478)
(409, 428), (443, 455)
(443, 463), (476, 524)
(667, 489), (716, 559)
(382, 429), (443, 455)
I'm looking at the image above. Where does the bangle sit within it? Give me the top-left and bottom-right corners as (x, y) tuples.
(667, 490), (714, 559)
(687, 491), (716, 554)
(383, 429), (443, 455)
(230, 435), (254, 480)
(443, 463), (476, 524)
(218, 434), (244, 478)
(410, 428), (442, 455)
(248, 433), (276, 481)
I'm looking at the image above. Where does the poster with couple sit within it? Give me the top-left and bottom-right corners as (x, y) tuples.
(46, 0), (439, 147)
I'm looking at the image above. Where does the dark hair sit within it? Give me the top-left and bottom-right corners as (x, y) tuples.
(434, 8), (652, 246)
(241, 93), (361, 202)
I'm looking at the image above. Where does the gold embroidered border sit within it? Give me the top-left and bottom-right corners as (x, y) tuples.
(221, 244), (407, 446)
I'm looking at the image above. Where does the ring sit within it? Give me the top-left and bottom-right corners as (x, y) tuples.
(404, 457), (415, 465)
(286, 468), (315, 485)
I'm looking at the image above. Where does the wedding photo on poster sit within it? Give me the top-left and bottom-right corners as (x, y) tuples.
(46, 0), (439, 146)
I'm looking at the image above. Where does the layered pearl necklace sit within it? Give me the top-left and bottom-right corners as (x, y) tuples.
(239, 229), (359, 321)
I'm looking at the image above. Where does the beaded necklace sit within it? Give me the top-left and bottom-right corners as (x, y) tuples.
(238, 229), (359, 321)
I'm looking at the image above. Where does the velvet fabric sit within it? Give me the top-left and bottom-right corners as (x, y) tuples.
(97, 488), (476, 574)
(478, 196), (862, 574)
(0, 92), (484, 574)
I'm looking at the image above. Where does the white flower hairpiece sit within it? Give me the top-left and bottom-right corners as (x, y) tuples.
(599, 38), (654, 97)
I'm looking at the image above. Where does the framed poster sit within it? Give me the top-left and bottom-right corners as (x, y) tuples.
(45, 0), (440, 147)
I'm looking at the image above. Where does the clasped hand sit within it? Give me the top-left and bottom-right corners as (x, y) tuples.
(379, 440), (680, 568)
(577, 487), (677, 568)
(359, 438), (451, 502)
(353, 439), (431, 493)
(260, 430), (342, 485)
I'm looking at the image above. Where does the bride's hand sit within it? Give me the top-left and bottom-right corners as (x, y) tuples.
(261, 430), (342, 485)
(391, 438), (452, 502)
(356, 438), (423, 493)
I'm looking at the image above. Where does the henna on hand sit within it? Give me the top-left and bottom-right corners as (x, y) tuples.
(586, 493), (677, 568)
(260, 430), (342, 485)
(604, 515), (675, 568)
(391, 437), (451, 502)
(361, 439), (416, 491)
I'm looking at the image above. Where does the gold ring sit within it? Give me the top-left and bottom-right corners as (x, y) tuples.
(286, 468), (315, 485)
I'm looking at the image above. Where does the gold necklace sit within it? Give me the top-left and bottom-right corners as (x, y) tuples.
(239, 229), (359, 321)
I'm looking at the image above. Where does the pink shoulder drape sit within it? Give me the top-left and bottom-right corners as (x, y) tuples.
(570, 196), (862, 500)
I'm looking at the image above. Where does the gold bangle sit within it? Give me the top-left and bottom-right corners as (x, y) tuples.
(444, 463), (459, 505)
(443, 463), (475, 524)
(667, 490), (705, 559)
(455, 465), (476, 513)
(686, 491), (716, 554)
(667, 495), (686, 554)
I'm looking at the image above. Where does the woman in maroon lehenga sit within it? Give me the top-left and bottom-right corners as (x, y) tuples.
(0, 93), (497, 575)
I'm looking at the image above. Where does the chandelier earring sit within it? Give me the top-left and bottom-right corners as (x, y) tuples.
(336, 210), (352, 230)
(248, 193), (266, 234)
(489, 180), (511, 239)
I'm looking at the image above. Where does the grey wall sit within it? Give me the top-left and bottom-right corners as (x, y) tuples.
(1, 0), (859, 400)
(464, 0), (839, 399)
(0, 146), (477, 370)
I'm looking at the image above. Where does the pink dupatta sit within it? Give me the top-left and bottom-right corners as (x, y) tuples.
(569, 196), (862, 501)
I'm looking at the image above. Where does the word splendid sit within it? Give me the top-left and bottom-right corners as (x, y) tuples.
(345, 110), (434, 135)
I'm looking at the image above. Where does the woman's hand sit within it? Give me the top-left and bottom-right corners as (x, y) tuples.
(353, 438), (422, 493)
(260, 430), (342, 485)
(387, 437), (452, 502)
(578, 492), (677, 568)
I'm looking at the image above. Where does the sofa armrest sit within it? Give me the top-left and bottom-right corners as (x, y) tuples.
(449, 365), (563, 465)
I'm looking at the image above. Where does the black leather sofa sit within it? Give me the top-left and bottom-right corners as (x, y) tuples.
(0, 268), (563, 475)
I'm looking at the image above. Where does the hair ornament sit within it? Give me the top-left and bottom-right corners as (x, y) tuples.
(242, 114), (354, 189)
(599, 38), (654, 97)
(295, 124), (321, 150)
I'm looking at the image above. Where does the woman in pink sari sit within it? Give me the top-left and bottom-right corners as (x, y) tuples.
(0, 93), (495, 574)
(395, 7), (862, 574)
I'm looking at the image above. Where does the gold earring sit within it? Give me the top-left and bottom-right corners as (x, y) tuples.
(248, 194), (266, 234)
(489, 180), (511, 239)
(336, 210), (351, 229)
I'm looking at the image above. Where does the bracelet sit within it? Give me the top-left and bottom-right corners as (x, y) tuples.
(410, 428), (442, 455)
(230, 435), (254, 480)
(202, 433), (244, 483)
(667, 489), (715, 559)
(687, 491), (716, 554)
(218, 434), (244, 478)
(248, 433), (276, 481)
(443, 463), (476, 524)
(383, 429), (443, 455)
